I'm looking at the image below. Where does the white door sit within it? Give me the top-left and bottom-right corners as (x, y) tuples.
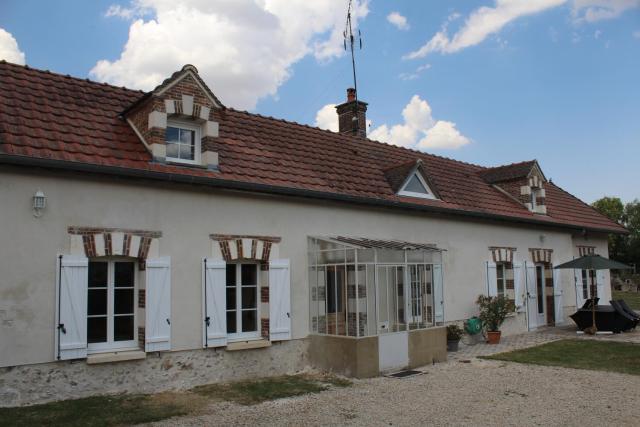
(376, 265), (409, 371)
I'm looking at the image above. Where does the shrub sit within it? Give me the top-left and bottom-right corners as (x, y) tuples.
(476, 295), (514, 332)
(446, 324), (464, 341)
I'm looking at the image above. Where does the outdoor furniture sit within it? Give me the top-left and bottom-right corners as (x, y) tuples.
(617, 299), (640, 321)
(612, 300), (639, 329)
(569, 303), (631, 333)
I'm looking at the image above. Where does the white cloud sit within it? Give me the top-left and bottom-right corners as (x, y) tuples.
(94, 0), (369, 110)
(368, 95), (470, 150)
(315, 103), (338, 132)
(404, 0), (565, 59)
(399, 63), (431, 81)
(387, 11), (410, 30)
(594, 29), (602, 38)
(105, 5), (138, 19)
(634, 30), (640, 38)
(0, 28), (25, 65)
(572, 0), (640, 23)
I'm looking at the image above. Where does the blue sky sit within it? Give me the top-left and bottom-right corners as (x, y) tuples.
(0, 0), (639, 203)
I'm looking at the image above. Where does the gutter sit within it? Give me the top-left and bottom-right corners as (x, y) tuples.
(0, 154), (628, 235)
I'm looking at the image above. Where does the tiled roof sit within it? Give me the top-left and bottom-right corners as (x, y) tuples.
(0, 61), (626, 234)
(478, 160), (537, 183)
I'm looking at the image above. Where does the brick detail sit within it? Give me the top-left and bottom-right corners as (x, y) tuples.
(261, 318), (270, 339)
(138, 289), (146, 308)
(577, 246), (596, 256)
(68, 227), (162, 238)
(530, 248), (553, 264)
(138, 327), (145, 347)
(138, 237), (151, 259)
(70, 227), (161, 260)
(104, 233), (112, 256)
(236, 239), (243, 259)
(261, 287), (269, 303)
(489, 247), (516, 263)
(220, 241), (231, 262)
(262, 242), (272, 262)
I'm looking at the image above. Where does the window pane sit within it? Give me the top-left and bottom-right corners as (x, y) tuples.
(179, 143), (194, 160)
(404, 174), (428, 194)
(226, 287), (236, 310)
(88, 289), (107, 315)
(114, 289), (134, 314)
(242, 310), (257, 332)
(87, 317), (107, 344)
(88, 262), (108, 288)
(114, 262), (134, 287)
(242, 287), (257, 309)
(166, 142), (179, 159)
(226, 264), (236, 286)
(166, 127), (179, 142)
(114, 315), (134, 341)
(226, 311), (237, 333)
(180, 128), (194, 144)
(241, 264), (257, 286)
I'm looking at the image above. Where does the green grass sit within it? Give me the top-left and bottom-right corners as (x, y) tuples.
(193, 374), (351, 405)
(613, 290), (640, 310)
(0, 393), (194, 427)
(483, 339), (640, 376)
(0, 374), (351, 426)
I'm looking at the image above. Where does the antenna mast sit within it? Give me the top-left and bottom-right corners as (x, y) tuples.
(344, 0), (363, 134)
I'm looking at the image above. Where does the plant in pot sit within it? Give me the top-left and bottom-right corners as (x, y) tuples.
(476, 295), (514, 344)
(446, 324), (464, 351)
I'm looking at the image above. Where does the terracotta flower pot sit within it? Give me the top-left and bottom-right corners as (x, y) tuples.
(486, 331), (501, 344)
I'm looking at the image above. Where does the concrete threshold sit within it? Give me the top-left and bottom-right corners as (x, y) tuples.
(86, 350), (146, 364)
(226, 339), (272, 351)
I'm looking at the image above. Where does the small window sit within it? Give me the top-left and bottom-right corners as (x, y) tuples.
(226, 263), (259, 339)
(398, 172), (436, 199)
(496, 263), (506, 297)
(166, 121), (200, 164)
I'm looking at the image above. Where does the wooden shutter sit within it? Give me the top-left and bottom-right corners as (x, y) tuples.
(56, 255), (88, 360)
(513, 262), (524, 310)
(486, 261), (498, 297)
(433, 264), (444, 324)
(269, 259), (291, 341)
(596, 270), (606, 301)
(524, 261), (538, 330)
(145, 257), (171, 352)
(203, 258), (227, 347)
(553, 268), (564, 325)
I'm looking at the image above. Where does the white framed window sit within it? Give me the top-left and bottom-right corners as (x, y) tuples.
(87, 259), (137, 352)
(226, 263), (260, 340)
(165, 120), (201, 165)
(398, 172), (436, 200)
(496, 263), (506, 297)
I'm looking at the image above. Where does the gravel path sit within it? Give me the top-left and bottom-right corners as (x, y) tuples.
(150, 358), (640, 427)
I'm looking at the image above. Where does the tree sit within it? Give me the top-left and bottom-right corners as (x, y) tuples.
(592, 197), (626, 262)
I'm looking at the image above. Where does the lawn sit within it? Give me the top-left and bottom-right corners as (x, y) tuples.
(612, 290), (640, 310)
(0, 374), (351, 427)
(483, 339), (640, 376)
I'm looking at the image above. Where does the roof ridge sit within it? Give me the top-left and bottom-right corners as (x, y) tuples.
(481, 159), (537, 171)
(0, 60), (145, 96)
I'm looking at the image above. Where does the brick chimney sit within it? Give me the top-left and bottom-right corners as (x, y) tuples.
(335, 88), (368, 138)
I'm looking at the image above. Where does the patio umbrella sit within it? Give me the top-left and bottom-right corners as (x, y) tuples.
(554, 255), (632, 334)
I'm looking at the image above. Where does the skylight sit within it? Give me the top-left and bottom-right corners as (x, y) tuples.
(398, 172), (436, 199)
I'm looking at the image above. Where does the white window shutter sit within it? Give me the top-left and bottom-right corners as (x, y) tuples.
(56, 255), (88, 360)
(145, 257), (171, 352)
(596, 270), (606, 301)
(433, 264), (444, 324)
(486, 261), (498, 297)
(574, 269), (585, 308)
(553, 268), (564, 325)
(525, 261), (538, 329)
(269, 259), (291, 341)
(513, 262), (524, 310)
(203, 259), (227, 348)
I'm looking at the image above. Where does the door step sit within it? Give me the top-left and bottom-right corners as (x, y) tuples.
(385, 369), (424, 379)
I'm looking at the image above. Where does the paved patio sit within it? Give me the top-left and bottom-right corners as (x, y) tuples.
(448, 324), (640, 361)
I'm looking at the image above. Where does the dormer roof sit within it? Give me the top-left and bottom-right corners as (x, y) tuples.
(478, 160), (546, 184)
(384, 159), (439, 200)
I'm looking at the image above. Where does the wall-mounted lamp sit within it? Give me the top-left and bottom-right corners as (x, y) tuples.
(539, 234), (546, 243)
(33, 189), (46, 217)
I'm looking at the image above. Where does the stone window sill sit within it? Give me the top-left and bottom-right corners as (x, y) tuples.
(226, 339), (271, 351)
(86, 350), (146, 364)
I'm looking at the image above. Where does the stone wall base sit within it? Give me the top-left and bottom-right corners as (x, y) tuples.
(0, 339), (309, 407)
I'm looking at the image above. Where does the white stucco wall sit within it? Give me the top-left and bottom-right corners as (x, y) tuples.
(0, 168), (610, 367)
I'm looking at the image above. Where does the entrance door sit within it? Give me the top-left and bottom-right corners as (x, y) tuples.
(535, 264), (546, 326)
(376, 265), (408, 371)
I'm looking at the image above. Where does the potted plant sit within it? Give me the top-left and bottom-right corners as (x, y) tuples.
(476, 295), (514, 344)
(446, 324), (464, 351)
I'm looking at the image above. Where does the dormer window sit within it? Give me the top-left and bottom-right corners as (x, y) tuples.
(166, 121), (201, 165)
(398, 172), (436, 199)
(531, 188), (538, 210)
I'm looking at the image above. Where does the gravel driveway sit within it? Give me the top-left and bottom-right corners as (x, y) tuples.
(150, 357), (640, 427)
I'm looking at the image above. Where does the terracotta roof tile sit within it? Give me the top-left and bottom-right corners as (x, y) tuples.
(0, 61), (626, 234)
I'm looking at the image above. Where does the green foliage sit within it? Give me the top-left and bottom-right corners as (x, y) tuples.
(592, 197), (640, 270)
(483, 339), (640, 376)
(446, 324), (464, 341)
(476, 295), (514, 332)
(612, 290), (640, 310)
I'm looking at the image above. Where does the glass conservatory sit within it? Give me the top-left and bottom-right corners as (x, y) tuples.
(308, 236), (444, 338)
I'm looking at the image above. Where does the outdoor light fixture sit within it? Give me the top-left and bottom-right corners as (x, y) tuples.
(33, 189), (46, 217)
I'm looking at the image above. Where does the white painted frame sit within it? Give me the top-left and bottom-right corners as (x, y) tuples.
(165, 119), (202, 165)
(398, 172), (437, 200)
(226, 263), (260, 341)
(87, 259), (138, 353)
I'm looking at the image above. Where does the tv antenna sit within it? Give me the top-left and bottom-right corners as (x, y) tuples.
(343, 0), (363, 132)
